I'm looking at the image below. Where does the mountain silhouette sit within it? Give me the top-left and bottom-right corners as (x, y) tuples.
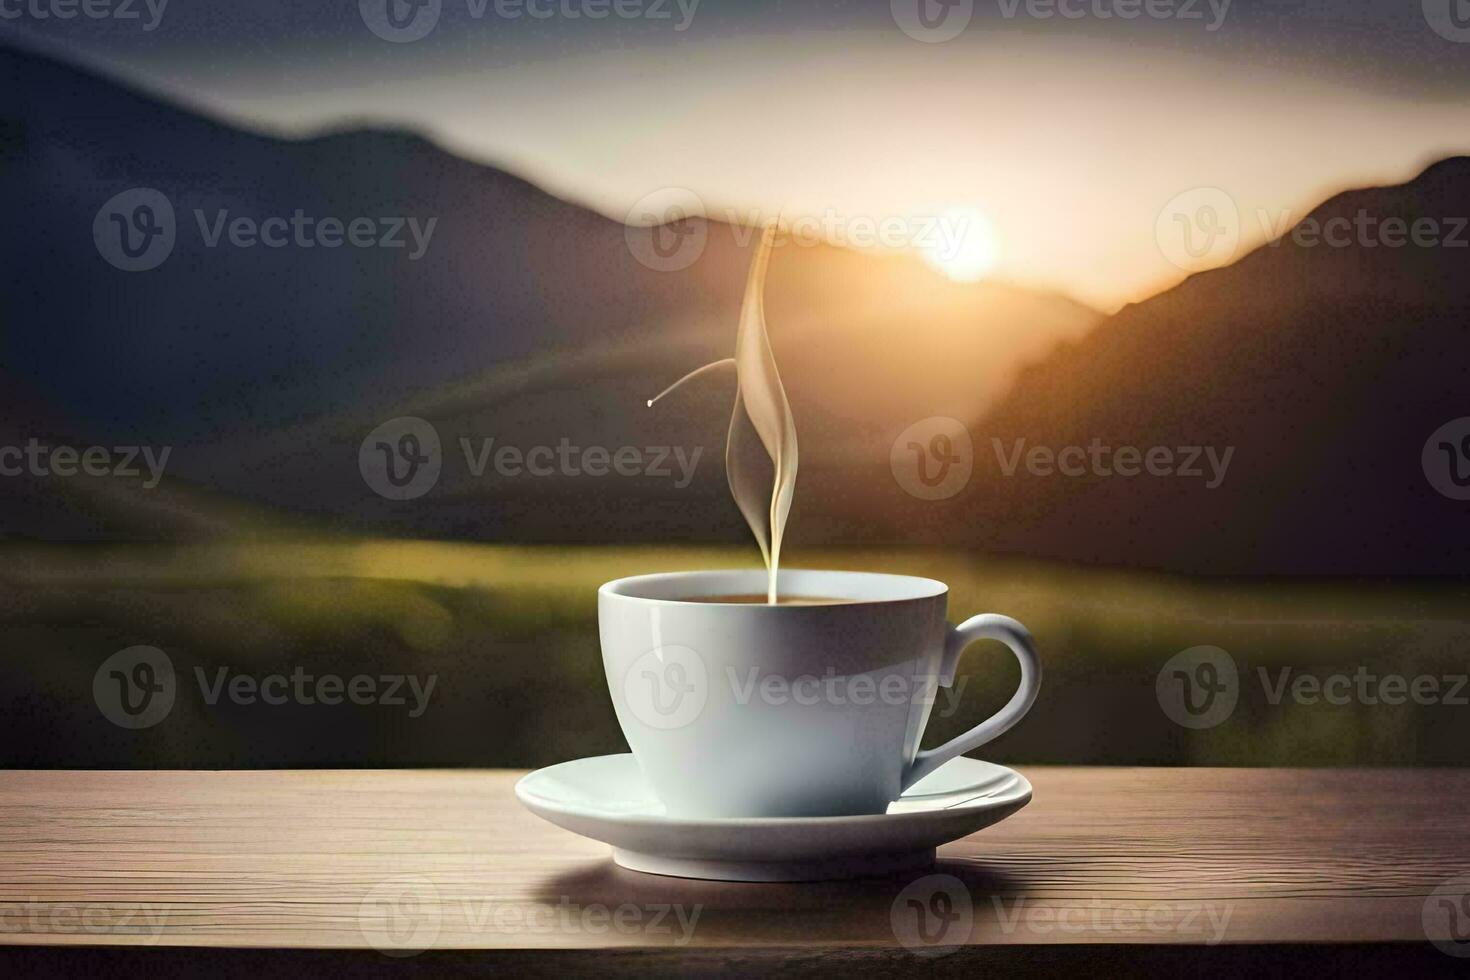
(9, 43), (1463, 576)
(0, 43), (1096, 543)
(964, 157), (1470, 575)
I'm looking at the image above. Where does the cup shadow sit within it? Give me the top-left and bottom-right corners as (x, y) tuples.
(527, 854), (1031, 946)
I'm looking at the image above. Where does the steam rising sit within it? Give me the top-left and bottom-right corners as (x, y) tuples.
(646, 226), (798, 603)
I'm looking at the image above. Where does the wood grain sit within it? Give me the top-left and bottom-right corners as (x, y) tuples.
(0, 768), (1466, 963)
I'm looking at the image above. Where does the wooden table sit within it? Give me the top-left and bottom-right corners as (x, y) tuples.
(1, 768), (1467, 975)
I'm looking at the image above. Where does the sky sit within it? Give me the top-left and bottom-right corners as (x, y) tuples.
(4, 0), (1469, 310)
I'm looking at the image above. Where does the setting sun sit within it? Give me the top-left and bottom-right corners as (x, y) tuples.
(922, 205), (1000, 282)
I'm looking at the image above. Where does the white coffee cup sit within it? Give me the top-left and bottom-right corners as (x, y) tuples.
(599, 569), (1041, 818)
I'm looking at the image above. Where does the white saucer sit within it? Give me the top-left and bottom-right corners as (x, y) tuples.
(514, 753), (1032, 882)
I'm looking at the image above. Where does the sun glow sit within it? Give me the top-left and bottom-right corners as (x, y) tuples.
(921, 206), (1000, 282)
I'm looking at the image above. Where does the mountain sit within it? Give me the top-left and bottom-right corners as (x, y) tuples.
(14, 43), (1461, 576)
(962, 157), (1470, 575)
(0, 43), (1097, 542)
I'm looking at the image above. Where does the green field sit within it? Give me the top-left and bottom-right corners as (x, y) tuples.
(3, 540), (1466, 769)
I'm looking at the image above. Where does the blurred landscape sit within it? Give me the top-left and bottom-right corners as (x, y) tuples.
(4, 539), (1469, 769)
(3, 40), (1469, 769)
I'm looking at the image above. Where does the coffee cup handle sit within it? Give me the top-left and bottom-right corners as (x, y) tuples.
(902, 614), (1041, 791)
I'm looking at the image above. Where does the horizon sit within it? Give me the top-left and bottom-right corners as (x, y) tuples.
(5, 2), (1469, 311)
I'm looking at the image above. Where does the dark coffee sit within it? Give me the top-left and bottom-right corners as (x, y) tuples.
(685, 594), (859, 606)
